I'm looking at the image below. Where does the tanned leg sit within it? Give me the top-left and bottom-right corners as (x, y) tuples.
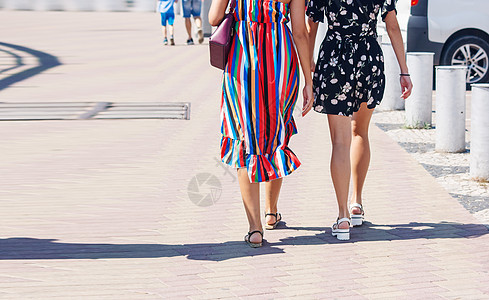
(194, 16), (202, 29)
(264, 178), (283, 225)
(350, 103), (374, 215)
(327, 114), (352, 229)
(185, 18), (192, 39)
(237, 168), (262, 243)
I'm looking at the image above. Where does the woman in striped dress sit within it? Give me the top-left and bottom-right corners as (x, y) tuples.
(209, 0), (313, 247)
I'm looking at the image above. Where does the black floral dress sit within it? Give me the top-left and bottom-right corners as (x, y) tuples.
(307, 0), (397, 116)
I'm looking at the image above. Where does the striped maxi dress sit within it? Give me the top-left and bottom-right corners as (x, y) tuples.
(220, 0), (301, 183)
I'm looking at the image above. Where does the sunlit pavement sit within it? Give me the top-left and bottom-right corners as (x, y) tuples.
(1, 11), (488, 299)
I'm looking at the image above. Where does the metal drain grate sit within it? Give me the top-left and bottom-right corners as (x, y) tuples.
(0, 102), (191, 121)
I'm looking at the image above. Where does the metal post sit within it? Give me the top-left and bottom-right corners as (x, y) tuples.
(435, 66), (467, 153)
(378, 41), (404, 111)
(405, 52), (434, 128)
(470, 84), (489, 181)
(202, 0), (212, 37)
(174, 0), (181, 15)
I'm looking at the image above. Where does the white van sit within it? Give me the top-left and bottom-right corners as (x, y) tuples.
(407, 0), (489, 86)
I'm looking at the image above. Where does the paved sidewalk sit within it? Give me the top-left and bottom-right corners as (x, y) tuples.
(1, 11), (489, 299)
(372, 107), (489, 225)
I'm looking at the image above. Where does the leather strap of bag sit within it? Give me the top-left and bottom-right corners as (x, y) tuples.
(229, 0), (236, 13)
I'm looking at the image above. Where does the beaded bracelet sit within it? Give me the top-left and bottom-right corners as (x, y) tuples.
(400, 73), (411, 76)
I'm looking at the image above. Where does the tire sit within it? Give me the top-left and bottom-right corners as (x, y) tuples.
(440, 35), (489, 89)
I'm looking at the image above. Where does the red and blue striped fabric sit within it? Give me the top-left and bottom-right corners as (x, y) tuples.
(220, 0), (301, 183)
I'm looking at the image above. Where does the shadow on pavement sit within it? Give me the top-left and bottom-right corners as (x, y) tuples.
(0, 237), (285, 261)
(277, 221), (488, 245)
(0, 42), (61, 91)
(0, 222), (486, 261)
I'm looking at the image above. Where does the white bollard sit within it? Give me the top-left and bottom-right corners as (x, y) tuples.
(405, 52), (434, 128)
(435, 66), (467, 153)
(378, 41), (404, 111)
(470, 84), (489, 181)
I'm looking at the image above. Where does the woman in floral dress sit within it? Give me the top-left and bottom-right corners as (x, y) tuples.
(307, 0), (413, 240)
(209, 0), (314, 247)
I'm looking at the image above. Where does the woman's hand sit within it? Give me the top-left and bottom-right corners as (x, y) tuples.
(400, 76), (413, 99)
(290, 0), (314, 112)
(310, 58), (316, 73)
(385, 11), (413, 100)
(302, 84), (314, 116)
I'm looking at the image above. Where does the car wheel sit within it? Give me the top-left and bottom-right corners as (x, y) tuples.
(441, 35), (489, 87)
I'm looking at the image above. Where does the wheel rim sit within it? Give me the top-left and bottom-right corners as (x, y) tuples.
(451, 43), (488, 84)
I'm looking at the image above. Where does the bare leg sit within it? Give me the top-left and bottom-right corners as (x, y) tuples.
(162, 26), (167, 39)
(194, 16), (203, 43)
(327, 114), (352, 229)
(264, 178), (283, 225)
(194, 16), (202, 29)
(350, 103), (374, 214)
(185, 18), (192, 39)
(237, 168), (262, 243)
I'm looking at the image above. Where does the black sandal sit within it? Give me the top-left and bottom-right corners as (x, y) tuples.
(244, 230), (263, 248)
(264, 212), (282, 230)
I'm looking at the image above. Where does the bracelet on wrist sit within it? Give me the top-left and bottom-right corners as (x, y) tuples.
(400, 73), (410, 77)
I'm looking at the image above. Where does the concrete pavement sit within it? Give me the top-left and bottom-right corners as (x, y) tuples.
(1, 11), (489, 299)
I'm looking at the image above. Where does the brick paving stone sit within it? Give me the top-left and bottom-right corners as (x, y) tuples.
(439, 290), (489, 299)
(238, 294), (282, 300)
(0, 9), (489, 299)
(272, 284), (328, 297)
(363, 291), (408, 299)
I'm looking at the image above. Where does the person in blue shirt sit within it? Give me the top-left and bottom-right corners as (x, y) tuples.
(157, 0), (177, 45)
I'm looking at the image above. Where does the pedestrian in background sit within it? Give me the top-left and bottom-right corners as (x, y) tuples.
(182, 0), (204, 45)
(157, 0), (177, 45)
(307, 0), (413, 240)
(209, 0), (314, 247)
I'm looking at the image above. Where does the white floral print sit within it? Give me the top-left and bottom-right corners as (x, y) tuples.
(307, 0), (396, 117)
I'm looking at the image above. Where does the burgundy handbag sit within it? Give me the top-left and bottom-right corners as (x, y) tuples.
(209, 0), (236, 70)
